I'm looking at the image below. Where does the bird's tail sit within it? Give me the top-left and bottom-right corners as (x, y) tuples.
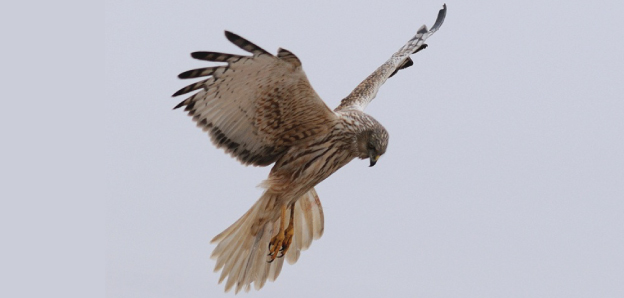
(210, 188), (324, 293)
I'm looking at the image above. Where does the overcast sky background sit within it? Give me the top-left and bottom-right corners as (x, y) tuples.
(105, 0), (623, 297)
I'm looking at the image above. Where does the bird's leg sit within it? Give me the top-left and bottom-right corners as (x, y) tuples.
(268, 205), (287, 262)
(279, 206), (296, 258)
(267, 204), (296, 262)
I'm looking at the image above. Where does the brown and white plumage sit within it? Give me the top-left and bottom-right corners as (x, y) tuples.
(174, 31), (336, 166)
(172, 4), (446, 293)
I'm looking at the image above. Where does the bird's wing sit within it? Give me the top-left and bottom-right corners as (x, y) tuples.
(335, 4), (447, 112)
(173, 31), (336, 166)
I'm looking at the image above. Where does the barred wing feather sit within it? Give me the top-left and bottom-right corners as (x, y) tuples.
(173, 31), (336, 166)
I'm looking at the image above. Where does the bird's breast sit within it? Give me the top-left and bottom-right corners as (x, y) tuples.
(271, 132), (355, 190)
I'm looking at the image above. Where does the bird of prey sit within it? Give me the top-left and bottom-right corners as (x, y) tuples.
(172, 4), (446, 293)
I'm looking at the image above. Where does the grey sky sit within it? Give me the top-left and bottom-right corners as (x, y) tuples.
(104, 1), (624, 297)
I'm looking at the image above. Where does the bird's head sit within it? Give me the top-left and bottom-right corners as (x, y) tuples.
(356, 123), (389, 167)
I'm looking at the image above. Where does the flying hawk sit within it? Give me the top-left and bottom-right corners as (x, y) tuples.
(172, 4), (446, 293)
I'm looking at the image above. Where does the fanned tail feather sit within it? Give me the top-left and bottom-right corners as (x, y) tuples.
(211, 188), (324, 293)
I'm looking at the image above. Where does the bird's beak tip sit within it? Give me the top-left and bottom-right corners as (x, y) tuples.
(369, 155), (380, 167)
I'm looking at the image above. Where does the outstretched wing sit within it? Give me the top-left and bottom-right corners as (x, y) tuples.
(336, 4), (447, 112)
(173, 31), (336, 166)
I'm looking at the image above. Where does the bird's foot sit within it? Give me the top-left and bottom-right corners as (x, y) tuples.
(268, 227), (293, 262)
(267, 230), (284, 262)
(267, 207), (295, 263)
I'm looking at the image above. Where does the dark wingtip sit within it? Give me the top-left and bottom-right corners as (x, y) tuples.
(177, 71), (188, 79)
(172, 89), (185, 97)
(173, 100), (186, 109)
(224, 30), (239, 43)
(223, 30), (271, 56)
(177, 68), (200, 79)
(413, 44), (428, 54)
(190, 51), (205, 60)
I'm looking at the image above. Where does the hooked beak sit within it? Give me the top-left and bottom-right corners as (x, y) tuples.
(369, 154), (380, 167)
